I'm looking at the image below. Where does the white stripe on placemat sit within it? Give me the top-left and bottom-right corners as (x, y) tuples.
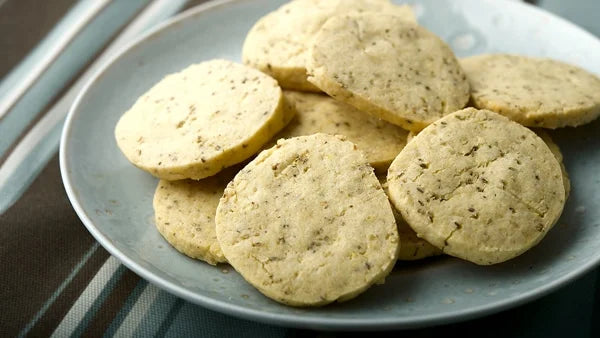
(0, 96), (65, 214)
(131, 289), (180, 336)
(0, 0), (111, 120)
(113, 283), (162, 336)
(0, 0), (149, 166)
(103, 282), (181, 337)
(50, 256), (122, 338)
(0, 0), (190, 215)
(18, 242), (100, 338)
(103, 279), (149, 335)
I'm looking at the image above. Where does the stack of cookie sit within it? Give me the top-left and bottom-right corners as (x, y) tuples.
(114, 0), (600, 306)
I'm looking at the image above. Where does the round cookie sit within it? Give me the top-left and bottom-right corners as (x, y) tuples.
(307, 13), (470, 132)
(242, 0), (414, 92)
(216, 134), (399, 306)
(461, 54), (600, 128)
(387, 108), (565, 265)
(274, 91), (408, 172)
(380, 177), (442, 261)
(153, 167), (238, 265)
(534, 130), (570, 200)
(115, 59), (294, 180)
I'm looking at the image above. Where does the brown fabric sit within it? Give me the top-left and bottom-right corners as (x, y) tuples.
(26, 247), (110, 337)
(80, 268), (141, 336)
(0, 155), (107, 336)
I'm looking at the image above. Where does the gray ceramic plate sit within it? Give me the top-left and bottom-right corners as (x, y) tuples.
(60, 0), (600, 330)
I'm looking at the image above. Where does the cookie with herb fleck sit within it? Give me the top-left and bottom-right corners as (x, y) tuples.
(534, 130), (570, 200)
(216, 133), (399, 306)
(273, 91), (408, 172)
(405, 130), (570, 198)
(115, 59), (294, 180)
(406, 130), (570, 221)
(242, 0), (414, 92)
(387, 130), (571, 257)
(462, 54), (600, 128)
(387, 108), (565, 265)
(307, 13), (469, 132)
(153, 168), (239, 265)
(380, 176), (442, 261)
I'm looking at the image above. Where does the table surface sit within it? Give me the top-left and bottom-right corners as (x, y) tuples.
(1, 0), (599, 337)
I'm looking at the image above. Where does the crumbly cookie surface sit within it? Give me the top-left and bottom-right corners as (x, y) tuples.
(274, 91), (408, 172)
(380, 177), (442, 261)
(153, 168), (238, 265)
(387, 108), (565, 265)
(115, 59), (292, 180)
(242, 0), (414, 92)
(462, 54), (600, 128)
(216, 134), (399, 306)
(307, 13), (469, 131)
(534, 130), (570, 200)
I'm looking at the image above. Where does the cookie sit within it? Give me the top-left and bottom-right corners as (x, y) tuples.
(461, 54), (600, 128)
(115, 59), (294, 180)
(407, 131), (418, 143)
(534, 130), (570, 200)
(380, 177), (442, 261)
(273, 91), (408, 172)
(307, 13), (469, 132)
(216, 134), (399, 306)
(404, 131), (570, 198)
(242, 0), (414, 92)
(387, 108), (565, 265)
(152, 168), (238, 265)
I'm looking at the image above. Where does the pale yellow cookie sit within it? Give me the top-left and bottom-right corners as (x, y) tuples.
(407, 131), (418, 143)
(387, 108), (565, 265)
(115, 59), (293, 180)
(307, 13), (469, 131)
(409, 130), (570, 197)
(273, 91), (408, 172)
(380, 177), (442, 261)
(462, 54), (600, 128)
(242, 0), (414, 92)
(216, 134), (399, 306)
(405, 130), (570, 199)
(153, 168), (238, 265)
(534, 130), (570, 200)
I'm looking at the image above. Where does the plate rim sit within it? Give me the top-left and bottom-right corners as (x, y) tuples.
(60, 0), (600, 330)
